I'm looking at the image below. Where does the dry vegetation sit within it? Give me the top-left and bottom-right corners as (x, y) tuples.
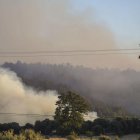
(0, 129), (45, 140)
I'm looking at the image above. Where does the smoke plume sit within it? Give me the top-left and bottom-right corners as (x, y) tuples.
(0, 0), (138, 69)
(84, 112), (98, 121)
(3, 62), (140, 116)
(0, 68), (58, 124)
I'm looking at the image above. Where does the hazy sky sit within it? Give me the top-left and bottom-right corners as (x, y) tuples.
(0, 0), (140, 69)
(73, 0), (140, 47)
(90, 0), (140, 48)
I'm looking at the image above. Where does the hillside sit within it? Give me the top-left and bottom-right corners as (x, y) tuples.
(2, 62), (137, 117)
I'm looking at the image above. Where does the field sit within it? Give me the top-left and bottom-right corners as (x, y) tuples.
(48, 135), (140, 140)
(85, 135), (140, 140)
(118, 135), (140, 140)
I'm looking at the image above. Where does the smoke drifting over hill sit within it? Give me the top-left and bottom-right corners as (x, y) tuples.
(0, 67), (98, 124)
(3, 62), (140, 116)
(0, 68), (58, 124)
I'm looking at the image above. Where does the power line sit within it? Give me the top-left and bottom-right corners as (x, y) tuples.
(0, 113), (138, 120)
(0, 113), (54, 117)
(0, 52), (139, 57)
(0, 114), (137, 120)
(0, 48), (140, 54)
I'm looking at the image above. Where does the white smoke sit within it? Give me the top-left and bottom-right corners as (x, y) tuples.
(0, 68), (58, 124)
(84, 112), (98, 121)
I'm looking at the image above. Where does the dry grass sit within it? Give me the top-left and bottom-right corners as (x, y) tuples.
(47, 135), (140, 140)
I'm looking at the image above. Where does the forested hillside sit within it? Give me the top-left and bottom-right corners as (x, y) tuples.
(3, 62), (139, 117)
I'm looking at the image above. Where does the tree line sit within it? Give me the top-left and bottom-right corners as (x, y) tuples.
(0, 91), (140, 137)
(0, 117), (140, 137)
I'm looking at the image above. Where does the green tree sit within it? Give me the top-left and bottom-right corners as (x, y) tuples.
(54, 91), (90, 135)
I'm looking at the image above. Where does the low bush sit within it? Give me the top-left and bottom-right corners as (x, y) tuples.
(99, 135), (111, 140)
(67, 131), (78, 140)
(114, 136), (120, 140)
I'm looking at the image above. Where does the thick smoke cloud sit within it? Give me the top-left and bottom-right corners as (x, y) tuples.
(0, 67), (98, 124)
(3, 62), (140, 116)
(0, 68), (58, 124)
(0, 0), (138, 69)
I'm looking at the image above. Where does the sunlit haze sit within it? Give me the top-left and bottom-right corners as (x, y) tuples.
(0, 0), (140, 69)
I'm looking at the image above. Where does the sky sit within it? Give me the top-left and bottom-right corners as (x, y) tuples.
(0, 0), (140, 69)
(74, 0), (140, 48)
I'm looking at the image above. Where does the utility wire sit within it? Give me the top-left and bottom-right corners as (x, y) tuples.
(0, 113), (54, 117)
(0, 48), (140, 54)
(0, 113), (138, 119)
(0, 52), (139, 57)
